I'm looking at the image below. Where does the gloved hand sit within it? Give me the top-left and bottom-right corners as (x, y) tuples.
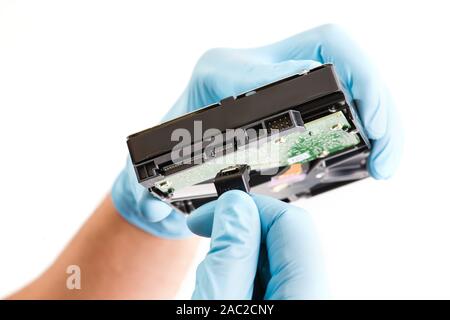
(187, 190), (328, 299)
(112, 24), (403, 238)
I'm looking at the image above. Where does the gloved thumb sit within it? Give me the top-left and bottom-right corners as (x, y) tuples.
(188, 190), (261, 299)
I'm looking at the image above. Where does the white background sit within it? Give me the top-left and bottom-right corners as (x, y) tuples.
(0, 0), (449, 299)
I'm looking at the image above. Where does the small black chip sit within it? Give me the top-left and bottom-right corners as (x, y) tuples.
(213, 165), (251, 196)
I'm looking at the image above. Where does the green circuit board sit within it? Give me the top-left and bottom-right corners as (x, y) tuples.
(154, 111), (360, 195)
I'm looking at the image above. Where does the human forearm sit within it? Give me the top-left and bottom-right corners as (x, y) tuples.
(8, 194), (198, 299)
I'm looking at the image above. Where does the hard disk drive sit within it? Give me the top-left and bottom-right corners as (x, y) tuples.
(127, 64), (370, 213)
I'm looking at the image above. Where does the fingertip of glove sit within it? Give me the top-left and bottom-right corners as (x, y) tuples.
(138, 195), (174, 222)
(214, 190), (260, 233)
(187, 201), (216, 237)
(359, 95), (388, 141)
(367, 125), (404, 180)
(216, 191), (259, 224)
(188, 190), (260, 239)
(368, 152), (395, 180)
(217, 189), (253, 205)
(364, 119), (387, 141)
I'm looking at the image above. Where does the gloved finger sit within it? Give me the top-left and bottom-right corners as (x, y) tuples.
(251, 194), (328, 299)
(137, 189), (173, 222)
(190, 190), (261, 299)
(368, 92), (404, 179)
(188, 193), (328, 298)
(112, 168), (173, 223)
(114, 183), (191, 238)
(259, 24), (389, 141)
(186, 200), (216, 237)
(141, 209), (193, 239)
(135, 181), (195, 238)
(125, 184), (192, 238)
(113, 157), (174, 223)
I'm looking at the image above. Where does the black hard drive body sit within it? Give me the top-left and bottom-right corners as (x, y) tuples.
(127, 64), (370, 214)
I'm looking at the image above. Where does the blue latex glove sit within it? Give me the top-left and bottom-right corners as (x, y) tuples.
(112, 158), (192, 238)
(187, 190), (327, 299)
(112, 24), (403, 238)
